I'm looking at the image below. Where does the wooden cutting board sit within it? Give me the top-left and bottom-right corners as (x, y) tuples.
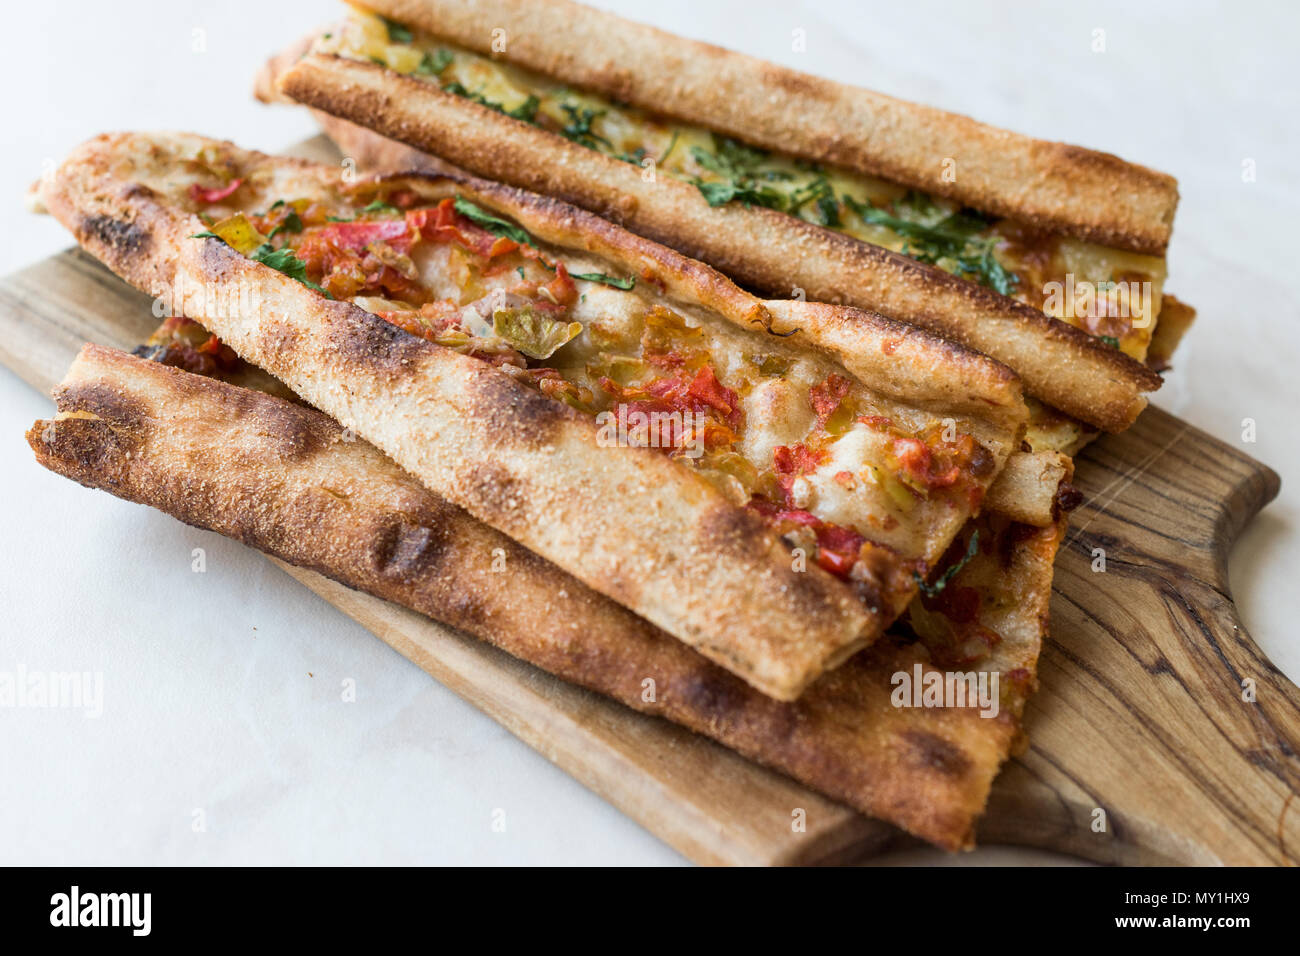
(3, 246), (1293, 867)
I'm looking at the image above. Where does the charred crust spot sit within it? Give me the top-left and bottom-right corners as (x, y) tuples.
(462, 366), (570, 446)
(54, 382), (148, 433)
(902, 729), (972, 778)
(700, 503), (868, 624)
(1054, 143), (1171, 189)
(697, 501), (774, 557)
(674, 666), (752, 726)
(27, 417), (131, 487)
(969, 443), (996, 478)
(249, 397), (333, 462)
(194, 232), (241, 282)
(327, 308), (428, 374)
(758, 63), (829, 101)
(850, 577), (884, 616)
(851, 540), (912, 616)
(369, 512), (453, 581)
(79, 215), (150, 259)
(133, 342), (225, 378)
(365, 506), (492, 631)
(594, 69), (635, 105)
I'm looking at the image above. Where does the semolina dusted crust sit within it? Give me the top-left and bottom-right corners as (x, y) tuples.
(28, 344), (1067, 850)
(39, 131), (1028, 700)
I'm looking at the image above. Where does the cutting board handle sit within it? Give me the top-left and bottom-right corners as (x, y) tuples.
(979, 408), (1294, 865)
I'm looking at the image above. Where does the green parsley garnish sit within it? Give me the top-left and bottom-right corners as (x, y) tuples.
(380, 16), (413, 44)
(1098, 335), (1121, 348)
(250, 243), (332, 298)
(266, 210), (302, 239)
(660, 129), (681, 164)
(689, 136), (790, 210)
(452, 196), (536, 247)
(192, 227), (332, 299)
(417, 49), (453, 76)
(787, 176), (840, 227)
(568, 271), (635, 290)
(326, 199), (402, 224)
(558, 103), (612, 150)
(506, 95), (541, 123)
(534, 257), (636, 291)
(451, 197), (634, 289)
(844, 195), (1018, 296)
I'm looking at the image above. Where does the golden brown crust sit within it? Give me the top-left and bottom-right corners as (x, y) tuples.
(367, 0), (1177, 255)
(252, 19), (465, 177)
(39, 131), (1026, 700)
(252, 28), (315, 106)
(1146, 294), (1197, 372)
(28, 345), (1064, 850)
(761, 299), (1021, 426)
(326, 111), (461, 175)
(38, 144), (863, 701)
(277, 53), (1162, 432)
(983, 451), (1073, 527)
(946, 512), (1063, 719)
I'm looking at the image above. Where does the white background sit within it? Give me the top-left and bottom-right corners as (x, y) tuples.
(1, 0), (1296, 865)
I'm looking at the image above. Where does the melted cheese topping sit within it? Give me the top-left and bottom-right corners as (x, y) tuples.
(147, 134), (1010, 581)
(319, 9), (1168, 363)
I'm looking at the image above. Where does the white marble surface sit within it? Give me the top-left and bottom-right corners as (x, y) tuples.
(1, 0), (1296, 866)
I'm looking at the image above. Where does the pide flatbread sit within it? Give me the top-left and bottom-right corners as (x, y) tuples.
(349, 1), (1177, 253)
(27, 343), (1068, 850)
(246, 105), (1196, 462)
(268, 3), (1178, 432)
(39, 131), (1029, 701)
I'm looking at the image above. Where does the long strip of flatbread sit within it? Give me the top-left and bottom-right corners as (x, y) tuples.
(275, 48), (1164, 432)
(363, 0), (1177, 254)
(27, 344), (1066, 850)
(250, 108), (1196, 461)
(39, 131), (1026, 701)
